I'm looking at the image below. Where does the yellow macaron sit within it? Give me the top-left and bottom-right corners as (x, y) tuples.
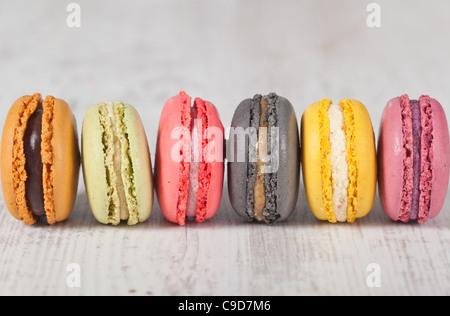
(301, 99), (377, 223)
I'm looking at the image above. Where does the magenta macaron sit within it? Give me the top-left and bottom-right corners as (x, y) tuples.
(378, 94), (450, 223)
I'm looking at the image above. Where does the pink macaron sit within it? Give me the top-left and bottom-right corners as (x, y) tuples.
(155, 91), (224, 225)
(378, 94), (450, 223)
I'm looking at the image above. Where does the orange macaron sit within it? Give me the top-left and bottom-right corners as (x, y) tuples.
(1, 93), (80, 225)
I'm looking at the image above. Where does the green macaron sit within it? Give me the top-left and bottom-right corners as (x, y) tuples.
(82, 102), (153, 225)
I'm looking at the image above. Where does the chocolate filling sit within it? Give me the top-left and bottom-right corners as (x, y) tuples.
(24, 106), (45, 217)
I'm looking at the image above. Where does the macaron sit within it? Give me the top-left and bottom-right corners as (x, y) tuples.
(378, 95), (450, 223)
(227, 93), (300, 223)
(155, 91), (224, 225)
(82, 102), (153, 225)
(301, 99), (377, 223)
(1, 93), (80, 225)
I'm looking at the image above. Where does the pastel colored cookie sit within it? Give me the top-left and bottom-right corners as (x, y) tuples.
(155, 91), (224, 225)
(227, 93), (300, 223)
(1, 93), (80, 225)
(378, 95), (450, 223)
(82, 102), (153, 225)
(301, 99), (377, 223)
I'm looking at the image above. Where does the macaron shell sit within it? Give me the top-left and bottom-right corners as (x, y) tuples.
(346, 99), (377, 219)
(202, 100), (224, 220)
(301, 102), (327, 220)
(82, 104), (110, 224)
(155, 93), (191, 224)
(274, 96), (300, 221)
(377, 97), (404, 221)
(122, 104), (153, 222)
(227, 98), (252, 219)
(1, 96), (30, 220)
(52, 99), (80, 222)
(428, 98), (450, 219)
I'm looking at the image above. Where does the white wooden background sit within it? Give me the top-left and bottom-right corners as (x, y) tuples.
(0, 0), (450, 296)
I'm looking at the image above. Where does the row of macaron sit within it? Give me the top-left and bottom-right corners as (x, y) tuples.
(1, 92), (449, 226)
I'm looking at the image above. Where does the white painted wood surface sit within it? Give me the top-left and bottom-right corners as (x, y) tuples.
(0, 0), (450, 296)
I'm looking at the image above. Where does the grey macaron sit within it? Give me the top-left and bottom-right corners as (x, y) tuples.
(227, 93), (300, 223)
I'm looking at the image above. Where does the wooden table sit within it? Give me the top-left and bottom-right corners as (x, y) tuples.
(0, 0), (449, 296)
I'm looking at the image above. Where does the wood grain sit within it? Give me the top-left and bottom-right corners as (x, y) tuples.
(0, 0), (450, 296)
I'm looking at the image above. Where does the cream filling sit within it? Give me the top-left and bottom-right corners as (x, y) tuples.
(186, 107), (200, 218)
(328, 104), (349, 222)
(106, 103), (129, 221)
